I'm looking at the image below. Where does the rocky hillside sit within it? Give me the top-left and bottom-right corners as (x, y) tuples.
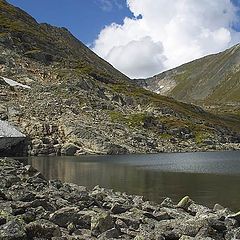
(1, 0), (240, 156)
(137, 44), (240, 115)
(0, 0), (130, 84)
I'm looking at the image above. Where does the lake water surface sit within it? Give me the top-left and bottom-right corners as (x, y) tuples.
(28, 151), (240, 211)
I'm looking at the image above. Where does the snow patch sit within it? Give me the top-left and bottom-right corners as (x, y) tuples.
(1, 76), (31, 89)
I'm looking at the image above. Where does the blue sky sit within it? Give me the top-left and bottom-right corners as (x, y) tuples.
(7, 0), (240, 44)
(7, 0), (133, 45)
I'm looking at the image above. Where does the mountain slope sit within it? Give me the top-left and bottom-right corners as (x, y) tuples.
(138, 44), (240, 113)
(0, 0), (129, 84)
(1, 0), (240, 155)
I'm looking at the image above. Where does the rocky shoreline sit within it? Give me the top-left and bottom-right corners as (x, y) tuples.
(1, 157), (240, 240)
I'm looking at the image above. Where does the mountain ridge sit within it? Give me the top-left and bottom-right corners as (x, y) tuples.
(137, 43), (240, 115)
(0, 0), (130, 84)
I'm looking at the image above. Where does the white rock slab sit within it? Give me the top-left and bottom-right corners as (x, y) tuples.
(0, 120), (25, 137)
(1, 76), (31, 89)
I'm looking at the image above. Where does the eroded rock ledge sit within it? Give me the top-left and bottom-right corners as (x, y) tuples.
(0, 158), (240, 239)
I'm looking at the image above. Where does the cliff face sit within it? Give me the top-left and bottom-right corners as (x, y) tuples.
(1, 0), (240, 156)
(138, 44), (240, 115)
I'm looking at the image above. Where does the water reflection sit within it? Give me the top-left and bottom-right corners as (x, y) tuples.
(29, 152), (240, 211)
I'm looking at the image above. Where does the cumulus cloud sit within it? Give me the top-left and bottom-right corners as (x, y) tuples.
(92, 0), (240, 78)
(106, 37), (166, 78)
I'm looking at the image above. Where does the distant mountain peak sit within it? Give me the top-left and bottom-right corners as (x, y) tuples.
(137, 43), (240, 114)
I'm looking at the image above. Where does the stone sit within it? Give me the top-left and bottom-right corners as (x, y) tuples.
(177, 196), (193, 210)
(91, 212), (114, 237)
(1, 158), (240, 240)
(213, 203), (225, 212)
(179, 236), (194, 240)
(227, 211), (240, 222)
(152, 211), (173, 221)
(0, 220), (27, 240)
(0, 216), (7, 225)
(98, 227), (119, 239)
(111, 203), (130, 214)
(225, 227), (240, 240)
(195, 226), (221, 239)
(161, 197), (174, 208)
(61, 143), (79, 156)
(24, 165), (38, 176)
(26, 219), (61, 239)
(208, 218), (227, 232)
(49, 207), (80, 227)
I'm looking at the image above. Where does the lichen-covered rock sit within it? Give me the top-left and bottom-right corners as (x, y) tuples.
(26, 219), (61, 239)
(0, 220), (27, 240)
(61, 143), (79, 156)
(49, 207), (80, 228)
(91, 212), (114, 237)
(177, 196), (193, 210)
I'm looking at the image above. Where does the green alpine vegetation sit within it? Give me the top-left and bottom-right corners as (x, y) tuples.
(137, 44), (240, 116)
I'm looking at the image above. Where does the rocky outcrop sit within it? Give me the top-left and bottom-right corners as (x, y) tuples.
(0, 120), (27, 156)
(1, 157), (240, 239)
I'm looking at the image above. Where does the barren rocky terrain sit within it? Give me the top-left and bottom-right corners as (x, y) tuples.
(1, 0), (240, 156)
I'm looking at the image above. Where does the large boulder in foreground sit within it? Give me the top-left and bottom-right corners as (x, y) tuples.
(0, 120), (27, 157)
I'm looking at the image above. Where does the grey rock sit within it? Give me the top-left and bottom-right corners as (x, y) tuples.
(98, 227), (119, 239)
(91, 212), (114, 237)
(61, 143), (79, 156)
(0, 220), (27, 240)
(111, 203), (130, 214)
(213, 204), (225, 212)
(49, 207), (80, 227)
(177, 196), (193, 210)
(26, 219), (61, 239)
(0, 158), (240, 240)
(227, 211), (240, 222)
(161, 198), (174, 208)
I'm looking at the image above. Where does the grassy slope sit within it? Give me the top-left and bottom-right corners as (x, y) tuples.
(148, 44), (240, 106)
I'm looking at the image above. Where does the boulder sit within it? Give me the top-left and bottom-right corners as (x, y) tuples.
(177, 196), (193, 210)
(0, 220), (27, 240)
(91, 212), (114, 237)
(26, 219), (61, 239)
(49, 207), (80, 227)
(61, 143), (79, 156)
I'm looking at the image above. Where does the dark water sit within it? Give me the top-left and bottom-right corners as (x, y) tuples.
(28, 151), (240, 211)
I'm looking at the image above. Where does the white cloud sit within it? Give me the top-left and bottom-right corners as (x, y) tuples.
(93, 0), (240, 78)
(106, 37), (166, 78)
